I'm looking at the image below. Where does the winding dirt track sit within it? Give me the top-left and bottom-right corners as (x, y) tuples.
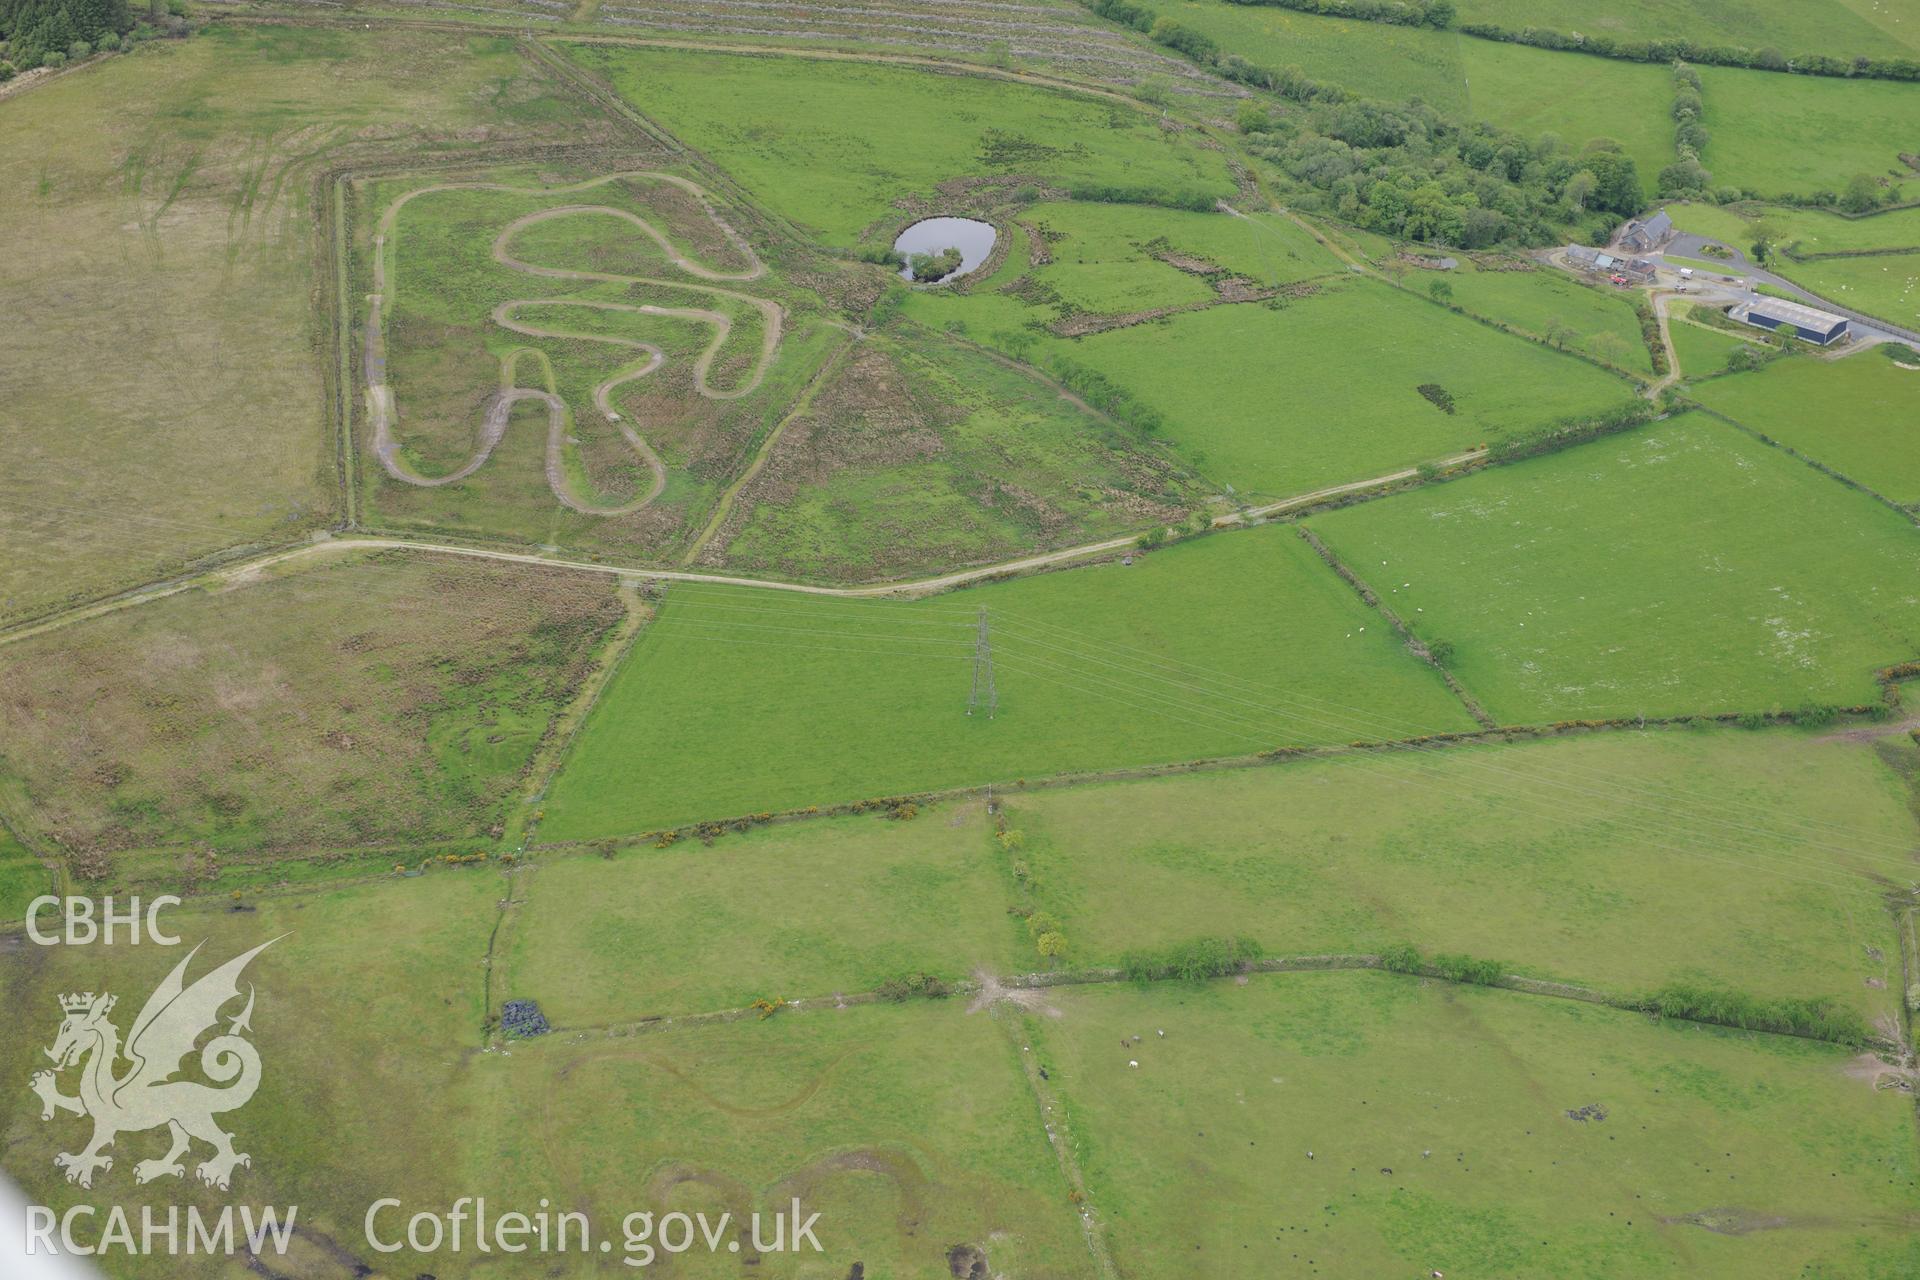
(366, 171), (782, 515)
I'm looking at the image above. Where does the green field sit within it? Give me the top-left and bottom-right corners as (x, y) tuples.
(505, 803), (1023, 1026)
(904, 268), (1643, 499)
(541, 521), (1480, 837)
(1669, 200), (1920, 256)
(1401, 259), (1656, 374)
(1698, 66), (1920, 198)
(0, 819), (47, 924)
(1030, 972), (1920, 1279)
(1690, 350), (1920, 502)
(1667, 305), (1765, 378)
(700, 325), (1206, 580)
(0, 868), (1093, 1278)
(1003, 727), (1910, 1019)
(1456, 0), (1920, 60)
(1018, 198), (1346, 313)
(1460, 39), (1678, 187)
(1786, 249), (1920, 329)
(1014, 280), (1639, 497)
(1162, 3), (1676, 180)
(0, 552), (625, 873)
(1163, 0), (1470, 109)
(0, 868), (504, 1280)
(563, 44), (1238, 245)
(1307, 413), (1920, 720)
(466, 1001), (1094, 1278)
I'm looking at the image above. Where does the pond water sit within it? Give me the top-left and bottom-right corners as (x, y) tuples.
(893, 217), (997, 282)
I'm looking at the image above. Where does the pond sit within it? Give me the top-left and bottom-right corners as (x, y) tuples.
(893, 217), (997, 282)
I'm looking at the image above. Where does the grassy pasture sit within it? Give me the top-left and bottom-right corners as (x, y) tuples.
(1399, 259), (1655, 374)
(0, 551), (625, 874)
(505, 803), (1022, 1026)
(998, 280), (1639, 499)
(540, 521), (1479, 838)
(1003, 727), (1912, 1021)
(1030, 972), (1920, 1280)
(1668, 304), (1763, 378)
(1690, 350), (1920, 503)
(1786, 250), (1920, 329)
(0, 869), (504, 1280)
(1307, 413), (1920, 721)
(1455, 0), (1920, 61)
(0, 819), (48, 925)
(1664, 185), (1920, 326)
(563, 44), (1237, 245)
(1163, 0), (1469, 109)
(702, 327), (1205, 581)
(1159, 4), (1673, 178)
(467, 1002), (1093, 1279)
(0, 26), (597, 626)
(1019, 199), (1345, 314)
(1671, 200), (1920, 256)
(0, 870), (1090, 1278)
(1458, 39), (1677, 185)
(1698, 66), (1920, 198)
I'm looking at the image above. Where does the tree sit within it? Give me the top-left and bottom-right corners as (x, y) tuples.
(1427, 279), (1454, 304)
(1564, 170), (1597, 213)
(1840, 173), (1883, 214)
(1588, 331), (1630, 366)
(1581, 147), (1645, 217)
(995, 327), (1036, 361)
(1036, 931), (1069, 961)
(1422, 0), (1454, 28)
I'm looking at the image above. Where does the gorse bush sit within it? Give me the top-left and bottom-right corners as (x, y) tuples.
(876, 972), (951, 1001)
(1120, 936), (1265, 982)
(1486, 402), (1654, 464)
(1049, 356), (1164, 436)
(1432, 952), (1505, 985)
(1380, 942), (1423, 972)
(1643, 982), (1868, 1044)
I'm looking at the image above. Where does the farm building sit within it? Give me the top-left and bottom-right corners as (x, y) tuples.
(1616, 210), (1674, 253)
(1730, 297), (1850, 345)
(1566, 246), (1654, 281)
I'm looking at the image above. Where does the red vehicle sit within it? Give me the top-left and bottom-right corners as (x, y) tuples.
(1608, 273), (1629, 286)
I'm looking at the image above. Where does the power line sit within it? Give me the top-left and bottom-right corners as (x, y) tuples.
(967, 607), (998, 719)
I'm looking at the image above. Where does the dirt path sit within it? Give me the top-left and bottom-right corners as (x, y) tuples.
(366, 170), (782, 514)
(0, 445), (1493, 654)
(1646, 292), (1683, 398)
(1814, 712), (1920, 743)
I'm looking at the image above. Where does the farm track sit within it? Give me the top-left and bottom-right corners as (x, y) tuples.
(0, 446), (1492, 655)
(367, 171), (781, 514)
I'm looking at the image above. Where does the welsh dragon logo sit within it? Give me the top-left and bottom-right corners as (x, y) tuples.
(29, 938), (280, 1191)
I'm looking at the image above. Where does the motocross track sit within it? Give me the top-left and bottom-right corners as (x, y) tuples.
(366, 171), (783, 515)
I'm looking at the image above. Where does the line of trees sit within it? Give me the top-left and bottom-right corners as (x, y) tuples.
(1221, 0), (1454, 30)
(1454, 20), (1920, 85)
(1212, 0), (1920, 83)
(1658, 62), (1713, 199)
